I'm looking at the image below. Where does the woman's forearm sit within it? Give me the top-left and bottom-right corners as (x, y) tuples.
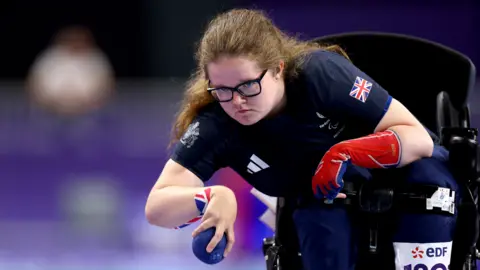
(389, 124), (434, 167)
(145, 185), (232, 229)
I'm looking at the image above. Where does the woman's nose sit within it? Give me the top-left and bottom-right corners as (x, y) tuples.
(231, 92), (246, 105)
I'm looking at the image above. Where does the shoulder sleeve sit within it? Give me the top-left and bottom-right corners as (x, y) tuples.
(302, 50), (392, 132)
(170, 109), (229, 182)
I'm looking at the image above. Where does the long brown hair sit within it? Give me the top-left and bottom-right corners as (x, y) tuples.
(170, 9), (348, 145)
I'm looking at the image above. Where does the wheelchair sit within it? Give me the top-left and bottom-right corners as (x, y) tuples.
(260, 32), (479, 270)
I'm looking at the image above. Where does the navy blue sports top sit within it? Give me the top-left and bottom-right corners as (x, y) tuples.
(171, 50), (392, 198)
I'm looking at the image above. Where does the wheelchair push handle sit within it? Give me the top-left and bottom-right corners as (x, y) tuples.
(441, 127), (479, 185)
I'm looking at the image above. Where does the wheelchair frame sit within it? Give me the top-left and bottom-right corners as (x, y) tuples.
(261, 32), (478, 270)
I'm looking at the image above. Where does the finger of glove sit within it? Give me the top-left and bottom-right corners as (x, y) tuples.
(326, 186), (340, 201)
(326, 193), (337, 201)
(326, 182), (341, 200)
(329, 178), (345, 199)
(328, 182), (341, 193)
(333, 162), (348, 188)
(331, 178), (344, 191)
(313, 177), (329, 196)
(315, 186), (325, 199)
(320, 182), (330, 196)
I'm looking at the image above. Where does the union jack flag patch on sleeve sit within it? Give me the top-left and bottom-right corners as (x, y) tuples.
(349, 76), (373, 103)
(174, 187), (212, 230)
(194, 187), (212, 214)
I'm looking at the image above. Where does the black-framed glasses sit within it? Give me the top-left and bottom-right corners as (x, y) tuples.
(207, 69), (268, 102)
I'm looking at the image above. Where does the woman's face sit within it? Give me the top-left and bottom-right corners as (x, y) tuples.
(207, 56), (285, 125)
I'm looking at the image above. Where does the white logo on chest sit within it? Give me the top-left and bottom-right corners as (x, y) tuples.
(316, 112), (344, 138)
(247, 154), (270, 174)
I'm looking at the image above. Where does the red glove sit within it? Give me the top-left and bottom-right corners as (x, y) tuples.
(312, 130), (402, 201)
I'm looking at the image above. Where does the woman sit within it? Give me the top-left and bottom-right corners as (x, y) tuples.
(145, 9), (457, 270)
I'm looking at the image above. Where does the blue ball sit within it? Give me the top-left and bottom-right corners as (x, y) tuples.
(192, 227), (227, 265)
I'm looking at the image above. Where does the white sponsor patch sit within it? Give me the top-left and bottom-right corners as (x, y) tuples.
(393, 241), (452, 270)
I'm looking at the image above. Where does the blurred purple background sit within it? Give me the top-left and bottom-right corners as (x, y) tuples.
(1, 1), (478, 269)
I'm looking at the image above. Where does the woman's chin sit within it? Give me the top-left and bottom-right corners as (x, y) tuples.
(234, 112), (261, 126)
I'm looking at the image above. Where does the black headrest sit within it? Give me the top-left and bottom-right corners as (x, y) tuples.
(313, 32), (476, 132)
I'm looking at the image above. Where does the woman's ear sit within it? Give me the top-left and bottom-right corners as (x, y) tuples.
(275, 60), (285, 79)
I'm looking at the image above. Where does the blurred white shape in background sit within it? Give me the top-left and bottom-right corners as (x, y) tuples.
(250, 188), (277, 231)
(58, 174), (126, 252)
(27, 25), (115, 116)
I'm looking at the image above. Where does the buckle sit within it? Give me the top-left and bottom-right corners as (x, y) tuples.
(425, 187), (455, 214)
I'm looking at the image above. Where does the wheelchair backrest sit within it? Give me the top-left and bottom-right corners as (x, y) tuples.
(313, 32), (476, 134)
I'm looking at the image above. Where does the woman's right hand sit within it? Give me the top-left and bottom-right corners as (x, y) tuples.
(191, 185), (237, 257)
